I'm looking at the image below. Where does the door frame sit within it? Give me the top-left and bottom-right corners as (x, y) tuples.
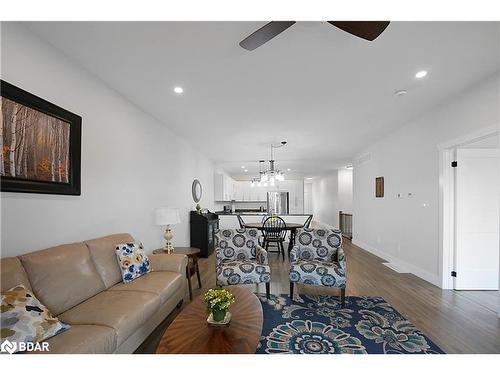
(438, 125), (499, 290)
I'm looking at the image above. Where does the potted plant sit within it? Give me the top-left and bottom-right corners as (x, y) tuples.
(204, 288), (235, 323)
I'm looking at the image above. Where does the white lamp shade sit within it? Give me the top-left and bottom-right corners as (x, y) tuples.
(155, 208), (181, 225)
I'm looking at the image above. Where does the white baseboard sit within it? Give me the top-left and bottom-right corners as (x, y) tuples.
(352, 239), (441, 287)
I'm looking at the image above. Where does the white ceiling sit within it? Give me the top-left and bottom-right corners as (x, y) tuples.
(24, 21), (499, 177)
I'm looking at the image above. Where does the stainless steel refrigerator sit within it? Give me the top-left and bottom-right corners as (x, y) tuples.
(267, 191), (289, 215)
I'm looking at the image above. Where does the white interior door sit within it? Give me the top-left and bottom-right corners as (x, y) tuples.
(455, 148), (499, 290)
(304, 183), (312, 214)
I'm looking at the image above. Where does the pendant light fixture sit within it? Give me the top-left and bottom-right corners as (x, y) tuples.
(250, 141), (287, 187)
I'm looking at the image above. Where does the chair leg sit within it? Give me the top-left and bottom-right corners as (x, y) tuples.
(290, 282), (294, 299)
(340, 288), (346, 307)
(279, 241), (285, 261)
(265, 240), (269, 251)
(265, 282), (270, 299)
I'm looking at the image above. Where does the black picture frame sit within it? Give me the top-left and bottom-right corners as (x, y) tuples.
(1, 80), (81, 195)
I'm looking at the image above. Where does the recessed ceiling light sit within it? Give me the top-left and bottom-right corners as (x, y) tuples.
(241, 166), (245, 169)
(415, 70), (427, 79)
(306, 177), (313, 180)
(394, 89), (407, 97)
(287, 168), (291, 171)
(174, 87), (184, 94)
(244, 169), (248, 172)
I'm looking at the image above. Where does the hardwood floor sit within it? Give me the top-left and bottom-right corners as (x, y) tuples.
(136, 239), (500, 354)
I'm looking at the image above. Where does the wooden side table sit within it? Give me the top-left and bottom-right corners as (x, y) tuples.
(153, 247), (201, 300)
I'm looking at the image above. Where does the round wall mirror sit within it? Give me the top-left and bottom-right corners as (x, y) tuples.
(192, 179), (202, 203)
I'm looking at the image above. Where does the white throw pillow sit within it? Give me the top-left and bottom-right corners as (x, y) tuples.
(115, 242), (152, 283)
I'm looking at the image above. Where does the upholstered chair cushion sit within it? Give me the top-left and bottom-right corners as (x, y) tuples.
(115, 243), (151, 283)
(289, 260), (346, 287)
(215, 228), (261, 261)
(294, 227), (342, 262)
(289, 227), (346, 289)
(215, 228), (270, 287)
(216, 260), (271, 286)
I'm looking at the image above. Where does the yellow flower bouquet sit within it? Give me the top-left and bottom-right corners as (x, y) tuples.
(204, 288), (235, 322)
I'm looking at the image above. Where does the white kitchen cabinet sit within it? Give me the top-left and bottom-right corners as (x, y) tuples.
(234, 181), (247, 201)
(217, 176), (303, 206)
(232, 181), (267, 202)
(214, 173), (236, 202)
(249, 184), (259, 201)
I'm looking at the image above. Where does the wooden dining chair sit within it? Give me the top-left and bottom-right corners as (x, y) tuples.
(304, 215), (313, 228)
(262, 216), (287, 261)
(286, 215), (313, 253)
(237, 215), (246, 229)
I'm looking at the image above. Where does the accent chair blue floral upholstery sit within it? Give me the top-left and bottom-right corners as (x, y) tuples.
(289, 227), (346, 305)
(215, 228), (271, 298)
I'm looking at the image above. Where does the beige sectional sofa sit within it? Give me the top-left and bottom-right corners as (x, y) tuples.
(0, 233), (188, 354)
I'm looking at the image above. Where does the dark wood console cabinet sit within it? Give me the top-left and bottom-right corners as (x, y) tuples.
(189, 211), (219, 258)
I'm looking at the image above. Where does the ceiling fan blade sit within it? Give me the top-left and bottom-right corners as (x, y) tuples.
(239, 21), (296, 51)
(327, 21), (390, 41)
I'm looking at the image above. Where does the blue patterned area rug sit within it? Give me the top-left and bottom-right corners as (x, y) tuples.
(255, 294), (444, 354)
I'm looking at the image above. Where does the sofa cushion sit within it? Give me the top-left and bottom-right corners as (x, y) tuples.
(58, 290), (160, 346)
(34, 325), (117, 354)
(85, 233), (135, 288)
(109, 271), (183, 304)
(1, 284), (70, 353)
(0, 257), (32, 292)
(115, 242), (151, 283)
(19, 242), (106, 316)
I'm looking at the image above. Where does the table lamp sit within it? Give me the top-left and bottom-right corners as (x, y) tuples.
(155, 208), (181, 253)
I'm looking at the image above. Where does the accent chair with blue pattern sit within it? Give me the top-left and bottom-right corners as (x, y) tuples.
(215, 228), (271, 299)
(289, 227), (346, 305)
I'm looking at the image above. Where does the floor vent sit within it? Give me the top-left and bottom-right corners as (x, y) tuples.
(382, 262), (409, 273)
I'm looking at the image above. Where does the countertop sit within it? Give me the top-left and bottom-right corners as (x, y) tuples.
(215, 211), (268, 216)
(215, 211), (313, 216)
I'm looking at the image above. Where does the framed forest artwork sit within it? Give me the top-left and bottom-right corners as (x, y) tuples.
(1, 80), (81, 195)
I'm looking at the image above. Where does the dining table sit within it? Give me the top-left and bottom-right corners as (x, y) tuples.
(244, 222), (304, 253)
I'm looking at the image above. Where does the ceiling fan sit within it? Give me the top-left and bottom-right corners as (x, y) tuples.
(239, 21), (390, 51)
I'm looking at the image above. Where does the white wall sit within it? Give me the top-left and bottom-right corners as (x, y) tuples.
(352, 74), (500, 287)
(311, 168), (353, 228)
(0, 23), (215, 257)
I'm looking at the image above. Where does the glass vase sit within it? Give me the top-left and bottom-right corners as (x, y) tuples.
(212, 308), (227, 322)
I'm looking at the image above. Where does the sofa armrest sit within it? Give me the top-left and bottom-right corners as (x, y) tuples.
(149, 253), (187, 274)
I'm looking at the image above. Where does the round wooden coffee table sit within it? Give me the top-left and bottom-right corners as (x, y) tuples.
(156, 287), (263, 354)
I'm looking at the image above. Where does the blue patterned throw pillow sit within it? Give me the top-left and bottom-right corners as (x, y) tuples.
(115, 242), (151, 283)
